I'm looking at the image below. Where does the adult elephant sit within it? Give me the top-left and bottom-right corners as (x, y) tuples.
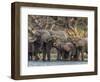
(40, 30), (54, 61)
(32, 35), (41, 61)
(73, 38), (88, 61)
(33, 30), (56, 61)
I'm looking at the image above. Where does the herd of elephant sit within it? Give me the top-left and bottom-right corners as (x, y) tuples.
(28, 30), (87, 61)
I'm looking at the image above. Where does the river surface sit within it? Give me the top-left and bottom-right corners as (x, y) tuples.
(28, 60), (87, 66)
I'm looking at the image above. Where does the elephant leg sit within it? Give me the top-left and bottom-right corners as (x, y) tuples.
(62, 51), (66, 61)
(33, 48), (39, 61)
(42, 49), (46, 61)
(33, 51), (36, 60)
(64, 51), (70, 60)
(64, 51), (72, 61)
(70, 51), (74, 61)
(30, 53), (32, 61)
(57, 50), (61, 61)
(77, 50), (84, 61)
(81, 51), (84, 61)
(73, 49), (80, 61)
(47, 49), (51, 61)
(63, 51), (66, 60)
(34, 51), (38, 61)
(75, 49), (80, 61)
(68, 51), (72, 61)
(35, 53), (40, 61)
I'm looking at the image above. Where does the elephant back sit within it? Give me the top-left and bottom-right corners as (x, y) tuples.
(63, 42), (74, 52)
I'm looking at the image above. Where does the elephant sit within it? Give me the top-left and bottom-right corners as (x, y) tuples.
(32, 30), (57, 61)
(32, 36), (42, 61)
(28, 35), (41, 61)
(63, 42), (77, 60)
(53, 39), (76, 61)
(73, 38), (88, 61)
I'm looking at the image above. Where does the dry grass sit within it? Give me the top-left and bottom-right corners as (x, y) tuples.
(65, 27), (87, 41)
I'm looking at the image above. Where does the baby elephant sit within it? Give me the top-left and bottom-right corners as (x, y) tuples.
(62, 42), (76, 60)
(53, 39), (76, 61)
